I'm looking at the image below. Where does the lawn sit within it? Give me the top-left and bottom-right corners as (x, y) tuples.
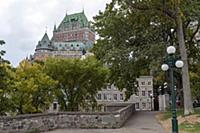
(157, 108), (200, 133)
(160, 107), (200, 120)
(179, 122), (200, 133)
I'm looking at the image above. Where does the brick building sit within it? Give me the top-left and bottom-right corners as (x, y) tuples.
(34, 11), (95, 60)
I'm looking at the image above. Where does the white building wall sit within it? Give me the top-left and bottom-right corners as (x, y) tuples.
(97, 76), (154, 111)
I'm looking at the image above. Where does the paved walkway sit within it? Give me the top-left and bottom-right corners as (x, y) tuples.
(45, 111), (166, 133)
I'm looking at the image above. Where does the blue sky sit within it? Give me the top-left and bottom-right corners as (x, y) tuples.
(0, 0), (111, 66)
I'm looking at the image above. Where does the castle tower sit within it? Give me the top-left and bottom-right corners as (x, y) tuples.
(34, 11), (95, 61)
(34, 33), (53, 61)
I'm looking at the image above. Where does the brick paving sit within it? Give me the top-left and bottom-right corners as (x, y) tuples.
(44, 111), (166, 133)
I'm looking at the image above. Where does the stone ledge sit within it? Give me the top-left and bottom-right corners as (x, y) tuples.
(0, 103), (135, 133)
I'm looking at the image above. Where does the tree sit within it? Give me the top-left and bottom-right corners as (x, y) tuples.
(44, 57), (110, 111)
(0, 63), (14, 115)
(93, 0), (168, 100)
(11, 60), (57, 114)
(0, 40), (13, 115)
(93, 0), (200, 114)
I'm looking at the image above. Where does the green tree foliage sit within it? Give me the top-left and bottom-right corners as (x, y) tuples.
(93, 0), (167, 99)
(11, 60), (57, 114)
(44, 57), (110, 111)
(93, 0), (200, 114)
(0, 40), (13, 115)
(0, 63), (14, 115)
(0, 40), (6, 61)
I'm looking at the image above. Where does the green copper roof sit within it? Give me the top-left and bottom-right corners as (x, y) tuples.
(36, 33), (53, 51)
(57, 11), (89, 31)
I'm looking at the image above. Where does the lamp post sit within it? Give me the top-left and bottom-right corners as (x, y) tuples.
(161, 46), (184, 133)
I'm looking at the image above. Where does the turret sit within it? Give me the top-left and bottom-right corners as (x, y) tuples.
(53, 24), (57, 32)
(35, 32), (53, 52)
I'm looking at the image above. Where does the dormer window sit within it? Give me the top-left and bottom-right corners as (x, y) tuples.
(71, 18), (76, 22)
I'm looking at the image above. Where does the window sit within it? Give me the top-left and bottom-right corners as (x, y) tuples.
(103, 94), (107, 100)
(141, 81), (145, 85)
(113, 94), (117, 100)
(53, 103), (57, 110)
(135, 103), (139, 109)
(148, 81), (151, 85)
(97, 93), (101, 100)
(142, 91), (145, 96)
(120, 94), (123, 100)
(142, 103), (146, 109)
(108, 94), (111, 100)
(148, 91), (152, 97)
(75, 33), (77, 37)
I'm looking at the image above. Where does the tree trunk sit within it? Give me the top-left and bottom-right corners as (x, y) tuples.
(175, 4), (194, 115)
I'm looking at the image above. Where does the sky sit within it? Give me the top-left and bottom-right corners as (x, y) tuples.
(0, 0), (112, 67)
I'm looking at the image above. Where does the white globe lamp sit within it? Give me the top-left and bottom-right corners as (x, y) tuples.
(175, 60), (184, 68)
(167, 46), (176, 54)
(161, 64), (169, 71)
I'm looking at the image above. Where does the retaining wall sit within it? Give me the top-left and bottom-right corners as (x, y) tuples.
(0, 103), (135, 133)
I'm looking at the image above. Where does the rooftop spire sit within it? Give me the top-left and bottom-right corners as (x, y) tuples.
(53, 23), (56, 32)
(82, 0), (85, 13)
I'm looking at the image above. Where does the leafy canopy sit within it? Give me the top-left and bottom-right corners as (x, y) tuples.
(44, 56), (110, 111)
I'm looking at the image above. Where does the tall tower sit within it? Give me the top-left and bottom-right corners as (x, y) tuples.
(34, 32), (53, 61)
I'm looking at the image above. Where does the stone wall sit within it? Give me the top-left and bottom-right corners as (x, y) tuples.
(0, 104), (135, 133)
(105, 103), (131, 112)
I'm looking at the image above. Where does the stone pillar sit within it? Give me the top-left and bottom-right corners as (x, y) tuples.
(159, 94), (169, 111)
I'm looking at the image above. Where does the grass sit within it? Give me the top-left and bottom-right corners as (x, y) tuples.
(158, 108), (200, 133)
(179, 122), (200, 133)
(160, 108), (184, 120)
(160, 107), (200, 120)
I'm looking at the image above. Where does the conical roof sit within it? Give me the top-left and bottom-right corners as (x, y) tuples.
(35, 33), (53, 51)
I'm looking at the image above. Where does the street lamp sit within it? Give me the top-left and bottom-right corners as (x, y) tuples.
(161, 46), (184, 133)
(150, 93), (153, 111)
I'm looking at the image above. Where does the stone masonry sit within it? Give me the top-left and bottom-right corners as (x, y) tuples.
(0, 104), (135, 133)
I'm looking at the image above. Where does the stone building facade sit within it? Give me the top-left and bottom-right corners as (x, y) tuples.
(96, 76), (154, 111)
(97, 85), (126, 104)
(34, 11), (95, 61)
(129, 76), (154, 111)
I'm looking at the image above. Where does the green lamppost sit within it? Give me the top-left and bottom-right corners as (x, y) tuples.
(161, 46), (184, 133)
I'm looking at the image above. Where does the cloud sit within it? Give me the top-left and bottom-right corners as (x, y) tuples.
(0, 0), (111, 66)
